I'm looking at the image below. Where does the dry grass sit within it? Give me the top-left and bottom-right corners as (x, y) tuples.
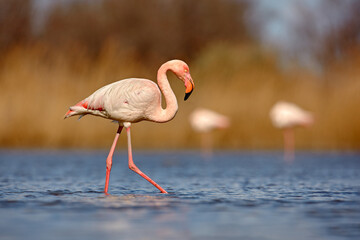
(0, 43), (359, 150)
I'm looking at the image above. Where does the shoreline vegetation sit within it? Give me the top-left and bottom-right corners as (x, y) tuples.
(1, 43), (359, 150)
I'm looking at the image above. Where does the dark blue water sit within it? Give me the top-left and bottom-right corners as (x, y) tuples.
(0, 150), (359, 240)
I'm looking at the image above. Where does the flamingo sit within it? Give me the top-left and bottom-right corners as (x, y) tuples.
(189, 108), (230, 157)
(64, 60), (194, 194)
(269, 101), (314, 162)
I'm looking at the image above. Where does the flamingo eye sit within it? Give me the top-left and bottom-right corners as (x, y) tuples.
(184, 68), (188, 73)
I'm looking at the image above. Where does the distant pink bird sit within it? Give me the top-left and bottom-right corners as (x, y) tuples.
(189, 108), (230, 157)
(64, 60), (194, 194)
(270, 101), (314, 162)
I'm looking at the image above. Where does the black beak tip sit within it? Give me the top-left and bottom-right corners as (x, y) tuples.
(184, 90), (193, 101)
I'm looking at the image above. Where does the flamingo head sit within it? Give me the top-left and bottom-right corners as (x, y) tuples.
(171, 60), (195, 101)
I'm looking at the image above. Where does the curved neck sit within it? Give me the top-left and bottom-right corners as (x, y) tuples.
(151, 62), (178, 123)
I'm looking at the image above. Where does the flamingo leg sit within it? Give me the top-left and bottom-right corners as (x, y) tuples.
(125, 127), (168, 194)
(104, 125), (123, 194)
(283, 128), (295, 163)
(201, 132), (213, 159)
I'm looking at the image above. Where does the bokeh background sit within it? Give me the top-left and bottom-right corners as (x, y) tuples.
(0, 0), (359, 150)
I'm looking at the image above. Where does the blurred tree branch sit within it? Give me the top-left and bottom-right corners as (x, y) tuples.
(39, 0), (249, 66)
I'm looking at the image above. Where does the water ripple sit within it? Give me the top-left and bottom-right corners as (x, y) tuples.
(0, 150), (359, 240)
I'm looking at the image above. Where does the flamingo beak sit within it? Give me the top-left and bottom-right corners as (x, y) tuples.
(184, 75), (194, 101)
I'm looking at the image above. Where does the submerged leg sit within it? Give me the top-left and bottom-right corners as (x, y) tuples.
(125, 126), (168, 194)
(104, 125), (123, 194)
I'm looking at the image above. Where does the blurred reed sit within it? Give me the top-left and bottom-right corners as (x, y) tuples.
(0, 42), (359, 150)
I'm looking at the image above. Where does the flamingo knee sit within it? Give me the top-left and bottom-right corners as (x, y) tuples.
(129, 163), (138, 172)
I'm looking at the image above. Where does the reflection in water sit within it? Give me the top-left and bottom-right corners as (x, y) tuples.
(93, 194), (190, 240)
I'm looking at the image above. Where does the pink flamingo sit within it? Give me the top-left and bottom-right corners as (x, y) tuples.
(64, 60), (194, 194)
(269, 101), (314, 162)
(189, 108), (230, 157)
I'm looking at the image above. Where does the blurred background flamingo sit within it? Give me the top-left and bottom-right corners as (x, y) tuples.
(270, 101), (314, 162)
(189, 108), (230, 157)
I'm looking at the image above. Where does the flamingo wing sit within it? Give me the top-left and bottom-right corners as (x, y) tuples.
(65, 78), (161, 123)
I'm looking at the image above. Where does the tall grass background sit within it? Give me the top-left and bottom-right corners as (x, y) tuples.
(1, 42), (359, 150)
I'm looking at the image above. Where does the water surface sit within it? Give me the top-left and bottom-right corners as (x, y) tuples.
(0, 150), (359, 240)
